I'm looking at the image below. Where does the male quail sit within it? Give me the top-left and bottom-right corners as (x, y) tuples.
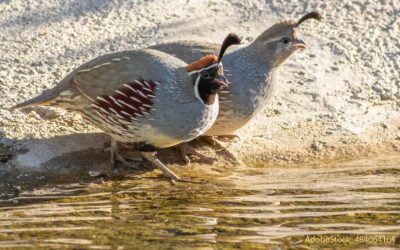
(12, 33), (241, 182)
(151, 12), (322, 140)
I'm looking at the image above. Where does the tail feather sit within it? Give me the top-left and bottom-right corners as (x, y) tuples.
(10, 87), (61, 110)
(10, 76), (75, 110)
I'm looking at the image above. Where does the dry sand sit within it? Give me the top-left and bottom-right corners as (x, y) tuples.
(0, 0), (399, 179)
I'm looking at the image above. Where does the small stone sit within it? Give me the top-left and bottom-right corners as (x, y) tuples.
(88, 170), (103, 177)
(32, 107), (61, 120)
(273, 109), (281, 115)
(109, 44), (116, 51)
(244, 36), (254, 42)
(14, 186), (21, 195)
(27, 111), (41, 120)
(331, 66), (339, 71)
(93, 178), (105, 184)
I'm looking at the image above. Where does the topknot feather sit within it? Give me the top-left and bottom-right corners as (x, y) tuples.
(186, 54), (218, 72)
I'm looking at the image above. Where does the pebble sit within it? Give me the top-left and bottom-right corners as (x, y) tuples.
(88, 170), (103, 177)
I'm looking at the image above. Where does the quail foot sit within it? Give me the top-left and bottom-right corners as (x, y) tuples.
(151, 12), (322, 144)
(12, 33), (241, 183)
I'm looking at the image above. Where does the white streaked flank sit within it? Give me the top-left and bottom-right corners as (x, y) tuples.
(118, 99), (137, 110)
(124, 83), (137, 93)
(109, 96), (123, 107)
(134, 80), (144, 87)
(130, 96), (141, 103)
(143, 87), (152, 92)
(99, 107), (109, 114)
(120, 110), (132, 117)
(109, 108), (118, 114)
(137, 90), (147, 98)
(91, 103), (101, 109)
(115, 90), (128, 97)
(97, 96), (111, 104)
(143, 81), (151, 88)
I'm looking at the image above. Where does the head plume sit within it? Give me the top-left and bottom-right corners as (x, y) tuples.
(186, 33), (241, 72)
(218, 33), (242, 62)
(253, 11), (322, 43)
(295, 11), (322, 27)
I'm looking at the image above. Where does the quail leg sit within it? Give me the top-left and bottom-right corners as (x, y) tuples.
(110, 139), (142, 169)
(141, 151), (180, 183)
(179, 143), (215, 164)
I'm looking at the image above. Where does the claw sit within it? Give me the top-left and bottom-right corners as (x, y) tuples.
(110, 139), (142, 170)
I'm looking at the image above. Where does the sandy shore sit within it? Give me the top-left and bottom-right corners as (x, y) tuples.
(0, 0), (399, 175)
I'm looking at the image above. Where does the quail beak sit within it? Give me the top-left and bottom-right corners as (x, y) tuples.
(215, 75), (229, 88)
(292, 39), (306, 50)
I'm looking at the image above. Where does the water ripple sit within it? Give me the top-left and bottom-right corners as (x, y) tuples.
(0, 156), (399, 249)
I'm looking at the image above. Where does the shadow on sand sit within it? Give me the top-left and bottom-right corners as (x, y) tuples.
(0, 131), (238, 204)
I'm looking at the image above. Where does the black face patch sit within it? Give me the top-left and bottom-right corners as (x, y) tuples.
(194, 64), (225, 105)
(198, 78), (225, 105)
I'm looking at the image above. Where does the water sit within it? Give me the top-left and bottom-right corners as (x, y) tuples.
(0, 156), (399, 249)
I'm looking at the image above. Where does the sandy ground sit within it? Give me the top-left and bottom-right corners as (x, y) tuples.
(0, 0), (399, 184)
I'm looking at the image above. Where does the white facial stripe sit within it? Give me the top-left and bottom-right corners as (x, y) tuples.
(188, 62), (222, 75)
(193, 75), (202, 103)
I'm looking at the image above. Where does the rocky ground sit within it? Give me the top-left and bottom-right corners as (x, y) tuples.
(0, 0), (399, 192)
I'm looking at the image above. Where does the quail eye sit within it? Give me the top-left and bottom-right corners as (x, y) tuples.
(201, 71), (210, 78)
(282, 37), (290, 44)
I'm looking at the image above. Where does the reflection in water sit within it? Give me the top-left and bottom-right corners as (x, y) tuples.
(0, 156), (399, 249)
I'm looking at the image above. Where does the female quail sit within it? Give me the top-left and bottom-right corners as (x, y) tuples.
(13, 33), (241, 182)
(151, 12), (322, 141)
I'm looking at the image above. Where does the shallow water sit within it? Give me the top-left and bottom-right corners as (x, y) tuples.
(0, 156), (399, 249)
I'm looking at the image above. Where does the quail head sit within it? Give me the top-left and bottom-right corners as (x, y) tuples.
(12, 33), (241, 183)
(151, 12), (322, 141)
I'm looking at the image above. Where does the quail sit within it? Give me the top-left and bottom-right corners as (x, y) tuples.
(12, 33), (241, 182)
(151, 12), (322, 141)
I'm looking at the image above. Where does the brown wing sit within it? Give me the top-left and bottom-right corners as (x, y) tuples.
(75, 79), (158, 123)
